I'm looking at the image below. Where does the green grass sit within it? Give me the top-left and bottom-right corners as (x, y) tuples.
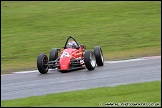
(1, 81), (161, 107)
(1, 1), (161, 74)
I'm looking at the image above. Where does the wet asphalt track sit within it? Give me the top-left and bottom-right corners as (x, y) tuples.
(1, 56), (161, 100)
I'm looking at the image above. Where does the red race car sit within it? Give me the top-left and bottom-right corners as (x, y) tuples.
(37, 36), (104, 74)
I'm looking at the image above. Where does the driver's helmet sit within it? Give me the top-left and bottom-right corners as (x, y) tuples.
(67, 40), (77, 48)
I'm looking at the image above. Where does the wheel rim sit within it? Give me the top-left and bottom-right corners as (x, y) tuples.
(90, 53), (96, 67)
(100, 50), (104, 62)
(42, 56), (48, 70)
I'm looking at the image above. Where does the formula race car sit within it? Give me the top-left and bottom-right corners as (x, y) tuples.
(37, 36), (104, 74)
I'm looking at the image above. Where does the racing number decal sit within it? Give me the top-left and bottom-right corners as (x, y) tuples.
(61, 52), (70, 58)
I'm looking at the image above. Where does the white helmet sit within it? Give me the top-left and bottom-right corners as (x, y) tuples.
(68, 40), (77, 48)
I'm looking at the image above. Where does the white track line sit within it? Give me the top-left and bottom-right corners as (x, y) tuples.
(105, 58), (146, 63)
(105, 56), (161, 64)
(13, 70), (39, 74)
(2, 56), (161, 76)
(12, 69), (56, 74)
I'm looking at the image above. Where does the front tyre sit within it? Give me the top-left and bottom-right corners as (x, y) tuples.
(37, 54), (49, 74)
(84, 50), (96, 70)
(49, 48), (58, 61)
(94, 46), (104, 66)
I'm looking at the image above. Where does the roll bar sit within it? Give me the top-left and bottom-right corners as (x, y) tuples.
(64, 36), (80, 49)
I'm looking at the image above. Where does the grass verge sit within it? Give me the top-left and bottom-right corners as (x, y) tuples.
(1, 1), (161, 74)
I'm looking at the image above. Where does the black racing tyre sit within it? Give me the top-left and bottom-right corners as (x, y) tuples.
(37, 54), (49, 74)
(84, 50), (96, 70)
(49, 48), (58, 61)
(94, 46), (104, 66)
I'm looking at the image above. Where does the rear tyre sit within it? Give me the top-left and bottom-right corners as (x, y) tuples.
(49, 48), (58, 61)
(94, 46), (104, 66)
(84, 50), (96, 70)
(37, 54), (49, 74)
